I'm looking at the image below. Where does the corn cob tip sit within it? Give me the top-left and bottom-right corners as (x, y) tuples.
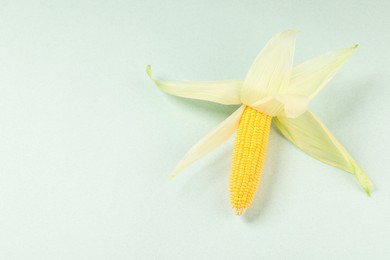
(233, 208), (246, 216)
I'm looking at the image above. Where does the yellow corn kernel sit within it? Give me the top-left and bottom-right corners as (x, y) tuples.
(230, 106), (272, 215)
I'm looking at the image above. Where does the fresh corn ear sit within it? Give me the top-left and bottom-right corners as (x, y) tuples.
(230, 106), (272, 215)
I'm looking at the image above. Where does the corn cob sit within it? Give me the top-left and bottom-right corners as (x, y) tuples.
(230, 106), (272, 215)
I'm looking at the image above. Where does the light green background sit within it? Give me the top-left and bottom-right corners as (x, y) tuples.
(1, 1), (389, 259)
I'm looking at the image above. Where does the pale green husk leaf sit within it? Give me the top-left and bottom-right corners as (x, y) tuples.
(274, 111), (372, 195)
(240, 30), (299, 105)
(251, 94), (309, 118)
(147, 65), (242, 105)
(286, 45), (358, 99)
(170, 105), (245, 178)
